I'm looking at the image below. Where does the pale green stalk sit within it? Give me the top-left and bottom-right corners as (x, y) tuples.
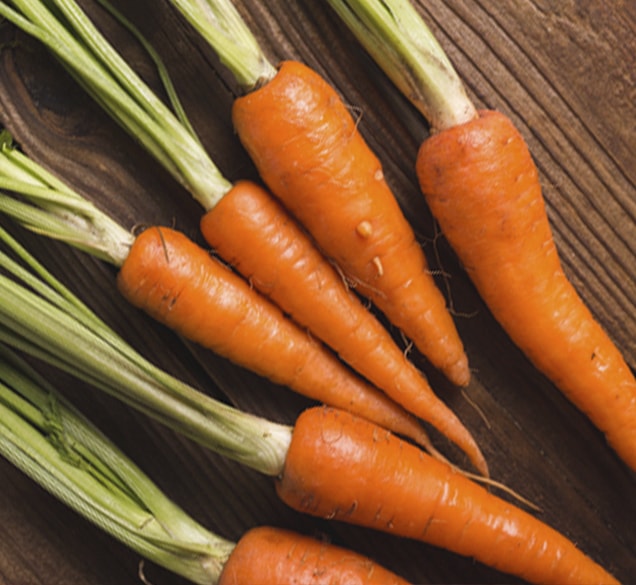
(0, 225), (293, 476)
(0, 345), (237, 584)
(0, 0), (232, 209)
(324, 0), (477, 131)
(166, 0), (277, 89)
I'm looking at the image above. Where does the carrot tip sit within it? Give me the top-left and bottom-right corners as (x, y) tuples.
(444, 355), (471, 387)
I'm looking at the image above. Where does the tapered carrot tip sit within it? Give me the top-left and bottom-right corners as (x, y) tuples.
(278, 407), (619, 585)
(219, 526), (411, 585)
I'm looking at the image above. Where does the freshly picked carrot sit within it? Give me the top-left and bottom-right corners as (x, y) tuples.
(0, 130), (442, 462)
(0, 345), (409, 585)
(324, 0), (636, 471)
(0, 0), (488, 473)
(0, 236), (618, 584)
(162, 0), (472, 389)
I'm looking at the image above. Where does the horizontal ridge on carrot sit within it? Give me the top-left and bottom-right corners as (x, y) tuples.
(0, 0), (488, 472)
(324, 0), (636, 471)
(166, 0), (471, 388)
(277, 407), (620, 585)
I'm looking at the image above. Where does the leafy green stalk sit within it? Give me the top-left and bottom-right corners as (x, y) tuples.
(0, 225), (293, 476)
(324, 0), (477, 132)
(0, 345), (237, 584)
(0, 0), (232, 210)
(166, 0), (277, 89)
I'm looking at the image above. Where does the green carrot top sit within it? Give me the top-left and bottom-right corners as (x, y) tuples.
(324, 0), (477, 132)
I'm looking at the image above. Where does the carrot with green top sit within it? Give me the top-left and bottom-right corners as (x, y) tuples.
(324, 0), (636, 471)
(163, 0), (471, 389)
(0, 0), (488, 472)
(0, 253), (617, 584)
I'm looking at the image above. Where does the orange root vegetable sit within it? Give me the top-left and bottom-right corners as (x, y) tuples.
(277, 407), (619, 585)
(231, 60), (470, 388)
(200, 179), (486, 474)
(416, 110), (636, 471)
(116, 225), (447, 453)
(219, 526), (410, 585)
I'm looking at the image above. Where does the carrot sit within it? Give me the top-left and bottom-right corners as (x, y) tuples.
(417, 110), (636, 470)
(0, 3), (488, 471)
(278, 406), (619, 585)
(200, 179), (486, 474)
(219, 526), (409, 585)
(165, 0), (471, 388)
(323, 0), (636, 471)
(117, 224), (441, 456)
(230, 60), (469, 388)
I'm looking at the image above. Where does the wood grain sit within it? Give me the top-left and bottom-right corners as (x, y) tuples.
(0, 1), (633, 583)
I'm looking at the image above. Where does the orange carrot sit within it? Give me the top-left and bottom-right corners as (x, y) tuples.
(219, 526), (410, 585)
(230, 60), (470, 388)
(416, 110), (636, 471)
(200, 179), (486, 474)
(277, 406), (619, 585)
(115, 224), (460, 457)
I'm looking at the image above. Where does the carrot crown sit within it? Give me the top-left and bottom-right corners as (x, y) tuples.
(324, 0), (477, 132)
(0, 344), (235, 584)
(0, 0), (232, 211)
(0, 225), (293, 477)
(167, 0), (277, 89)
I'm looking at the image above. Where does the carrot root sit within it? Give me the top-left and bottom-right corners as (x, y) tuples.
(218, 526), (410, 585)
(278, 407), (619, 585)
(416, 109), (636, 471)
(231, 60), (470, 387)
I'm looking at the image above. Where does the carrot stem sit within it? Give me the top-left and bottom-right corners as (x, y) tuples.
(0, 0), (233, 210)
(324, 0), (477, 131)
(0, 344), (235, 584)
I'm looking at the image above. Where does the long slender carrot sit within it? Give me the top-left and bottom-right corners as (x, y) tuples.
(278, 406), (620, 585)
(117, 224), (451, 460)
(323, 0), (636, 471)
(0, 3), (488, 472)
(0, 236), (618, 585)
(219, 526), (409, 585)
(200, 179), (486, 473)
(165, 0), (471, 388)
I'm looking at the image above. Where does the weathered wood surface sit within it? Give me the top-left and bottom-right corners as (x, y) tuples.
(0, 1), (633, 583)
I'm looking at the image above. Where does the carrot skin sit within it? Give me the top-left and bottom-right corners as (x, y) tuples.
(201, 180), (487, 474)
(218, 526), (410, 585)
(116, 226), (440, 449)
(278, 407), (619, 585)
(231, 60), (470, 387)
(416, 110), (636, 471)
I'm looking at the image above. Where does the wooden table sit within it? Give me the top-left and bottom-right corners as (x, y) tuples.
(0, 1), (633, 583)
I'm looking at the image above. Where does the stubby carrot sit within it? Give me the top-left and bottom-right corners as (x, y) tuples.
(219, 526), (410, 585)
(321, 0), (636, 471)
(200, 180), (487, 474)
(417, 110), (636, 470)
(278, 407), (619, 585)
(230, 60), (469, 388)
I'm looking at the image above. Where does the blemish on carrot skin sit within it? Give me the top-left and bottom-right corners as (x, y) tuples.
(372, 256), (384, 277)
(374, 169), (384, 181)
(356, 220), (373, 238)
